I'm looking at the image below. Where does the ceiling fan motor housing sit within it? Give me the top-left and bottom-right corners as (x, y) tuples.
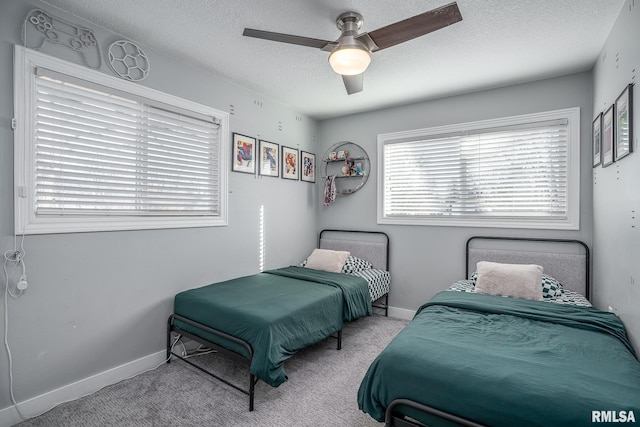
(336, 12), (364, 32)
(329, 12), (372, 75)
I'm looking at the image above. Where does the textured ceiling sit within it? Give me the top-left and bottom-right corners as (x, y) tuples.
(40, 0), (625, 120)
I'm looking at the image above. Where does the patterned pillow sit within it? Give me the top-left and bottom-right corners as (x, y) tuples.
(540, 274), (563, 298)
(341, 255), (373, 274)
(469, 271), (563, 299)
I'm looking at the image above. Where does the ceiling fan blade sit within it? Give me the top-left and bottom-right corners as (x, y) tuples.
(362, 2), (462, 51)
(342, 74), (363, 95)
(243, 28), (333, 49)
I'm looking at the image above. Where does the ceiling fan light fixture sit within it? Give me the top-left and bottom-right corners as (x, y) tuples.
(328, 46), (371, 76)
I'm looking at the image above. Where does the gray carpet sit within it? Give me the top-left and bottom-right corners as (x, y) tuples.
(17, 315), (408, 427)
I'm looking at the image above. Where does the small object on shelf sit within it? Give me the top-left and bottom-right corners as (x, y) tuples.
(347, 160), (362, 176)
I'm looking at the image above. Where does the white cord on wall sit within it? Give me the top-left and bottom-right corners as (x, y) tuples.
(3, 247), (27, 421)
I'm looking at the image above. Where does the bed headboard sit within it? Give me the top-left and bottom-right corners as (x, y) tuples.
(466, 236), (590, 300)
(319, 230), (389, 271)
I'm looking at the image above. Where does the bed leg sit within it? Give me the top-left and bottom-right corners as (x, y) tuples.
(166, 315), (173, 363)
(337, 330), (342, 350)
(384, 294), (389, 317)
(249, 373), (255, 411)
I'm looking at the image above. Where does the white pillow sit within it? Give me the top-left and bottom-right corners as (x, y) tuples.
(474, 261), (544, 301)
(304, 249), (351, 273)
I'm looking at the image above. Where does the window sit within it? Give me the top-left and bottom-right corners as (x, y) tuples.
(14, 46), (228, 234)
(378, 108), (580, 229)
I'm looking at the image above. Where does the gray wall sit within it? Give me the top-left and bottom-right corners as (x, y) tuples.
(592, 0), (640, 350)
(0, 0), (319, 412)
(317, 73), (595, 315)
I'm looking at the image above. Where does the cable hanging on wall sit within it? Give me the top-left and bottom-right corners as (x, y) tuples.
(3, 234), (28, 421)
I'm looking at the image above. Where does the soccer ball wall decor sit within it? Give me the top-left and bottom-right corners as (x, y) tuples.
(108, 40), (150, 81)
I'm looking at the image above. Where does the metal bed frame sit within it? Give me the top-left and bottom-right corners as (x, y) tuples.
(167, 229), (389, 412)
(167, 314), (342, 411)
(384, 235), (590, 427)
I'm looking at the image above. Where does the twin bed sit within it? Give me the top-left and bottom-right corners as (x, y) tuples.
(166, 229), (390, 411)
(167, 231), (640, 426)
(358, 236), (640, 427)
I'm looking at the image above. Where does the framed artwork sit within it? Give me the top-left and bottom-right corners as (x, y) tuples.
(614, 83), (633, 161)
(592, 113), (602, 167)
(602, 105), (615, 167)
(282, 146), (299, 180)
(301, 151), (316, 183)
(259, 140), (279, 177)
(231, 133), (256, 174)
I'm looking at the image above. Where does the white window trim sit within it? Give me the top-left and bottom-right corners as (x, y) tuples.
(14, 46), (229, 234)
(376, 108), (581, 230)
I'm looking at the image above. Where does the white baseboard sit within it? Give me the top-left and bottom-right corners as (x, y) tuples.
(388, 306), (416, 320)
(0, 350), (166, 427)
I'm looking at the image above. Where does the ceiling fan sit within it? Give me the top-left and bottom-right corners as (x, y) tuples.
(243, 2), (462, 95)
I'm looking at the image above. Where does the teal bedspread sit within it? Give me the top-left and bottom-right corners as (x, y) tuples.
(173, 266), (370, 387)
(358, 291), (640, 427)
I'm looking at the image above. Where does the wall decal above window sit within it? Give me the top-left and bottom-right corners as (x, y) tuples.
(108, 40), (150, 81)
(23, 8), (101, 69)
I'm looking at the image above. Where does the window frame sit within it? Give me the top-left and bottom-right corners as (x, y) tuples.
(14, 46), (229, 234)
(377, 108), (581, 230)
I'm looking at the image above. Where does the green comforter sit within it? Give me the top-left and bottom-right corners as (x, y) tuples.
(358, 291), (640, 427)
(173, 266), (371, 387)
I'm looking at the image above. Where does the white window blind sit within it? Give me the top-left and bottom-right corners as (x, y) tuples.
(14, 46), (229, 234)
(378, 108), (580, 229)
(35, 70), (221, 216)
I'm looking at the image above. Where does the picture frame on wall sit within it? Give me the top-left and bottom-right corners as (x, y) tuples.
(259, 140), (279, 177)
(282, 146), (299, 180)
(592, 113), (602, 167)
(614, 83), (633, 161)
(601, 105), (615, 167)
(301, 151), (316, 183)
(231, 133), (256, 174)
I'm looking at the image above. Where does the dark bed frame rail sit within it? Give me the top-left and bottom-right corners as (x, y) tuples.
(386, 399), (488, 427)
(319, 229), (391, 316)
(166, 313), (343, 411)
